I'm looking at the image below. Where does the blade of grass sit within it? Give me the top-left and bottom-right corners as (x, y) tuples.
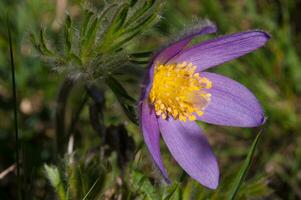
(82, 177), (100, 200)
(227, 129), (263, 200)
(7, 16), (22, 200)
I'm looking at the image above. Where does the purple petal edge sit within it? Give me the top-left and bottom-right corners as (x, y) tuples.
(198, 72), (265, 127)
(170, 30), (270, 71)
(158, 118), (219, 189)
(140, 100), (170, 183)
(155, 24), (217, 64)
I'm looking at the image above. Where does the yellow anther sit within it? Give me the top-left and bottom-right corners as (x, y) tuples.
(149, 62), (212, 121)
(188, 115), (196, 121)
(196, 111), (204, 116)
(156, 110), (162, 115)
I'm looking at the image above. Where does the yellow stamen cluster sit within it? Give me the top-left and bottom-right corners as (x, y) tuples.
(149, 62), (212, 122)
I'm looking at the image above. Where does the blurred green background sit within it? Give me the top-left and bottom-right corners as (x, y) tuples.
(0, 0), (301, 199)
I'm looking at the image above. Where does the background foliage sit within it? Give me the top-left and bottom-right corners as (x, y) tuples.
(0, 0), (301, 199)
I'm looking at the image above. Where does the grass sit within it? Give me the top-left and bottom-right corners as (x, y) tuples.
(7, 16), (21, 200)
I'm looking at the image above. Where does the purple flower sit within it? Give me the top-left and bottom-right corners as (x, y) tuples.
(139, 24), (270, 189)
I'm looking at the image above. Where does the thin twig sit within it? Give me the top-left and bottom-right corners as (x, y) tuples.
(0, 164), (16, 180)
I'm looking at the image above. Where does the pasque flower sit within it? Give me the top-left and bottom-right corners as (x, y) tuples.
(139, 24), (270, 189)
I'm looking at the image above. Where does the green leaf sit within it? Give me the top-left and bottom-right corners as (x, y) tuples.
(110, 4), (129, 33)
(80, 9), (93, 39)
(120, 103), (138, 125)
(105, 76), (138, 124)
(122, 10), (158, 35)
(70, 53), (82, 66)
(130, 51), (153, 59)
(29, 32), (44, 54)
(39, 29), (55, 56)
(82, 16), (100, 51)
(130, 0), (139, 7)
(44, 164), (67, 200)
(106, 76), (136, 105)
(30, 31), (66, 64)
(100, 4), (129, 51)
(109, 14), (158, 51)
(132, 170), (159, 200)
(98, 3), (118, 21)
(129, 60), (149, 65)
(163, 182), (181, 200)
(125, 0), (156, 26)
(227, 130), (263, 200)
(129, 51), (152, 66)
(64, 14), (72, 55)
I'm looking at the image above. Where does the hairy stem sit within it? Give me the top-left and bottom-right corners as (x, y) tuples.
(67, 92), (88, 139)
(86, 85), (106, 139)
(55, 77), (74, 158)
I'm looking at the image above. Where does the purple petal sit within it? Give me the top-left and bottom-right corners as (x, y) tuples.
(158, 118), (219, 189)
(140, 100), (170, 182)
(170, 30), (270, 71)
(198, 72), (265, 127)
(155, 24), (217, 64)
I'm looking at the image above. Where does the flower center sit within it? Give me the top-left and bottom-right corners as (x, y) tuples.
(149, 62), (212, 121)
